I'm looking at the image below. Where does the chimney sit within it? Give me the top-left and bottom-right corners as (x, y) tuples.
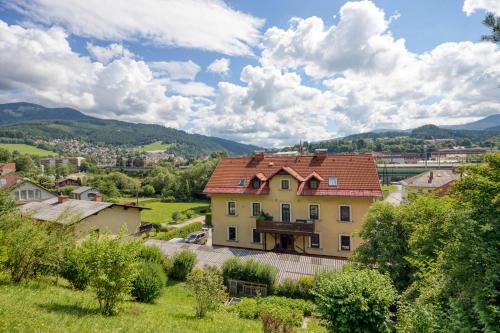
(314, 149), (328, 158)
(428, 171), (434, 183)
(58, 195), (69, 204)
(254, 151), (265, 160)
(94, 194), (102, 202)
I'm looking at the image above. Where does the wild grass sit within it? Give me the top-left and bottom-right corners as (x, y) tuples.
(0, 276), (260, 333)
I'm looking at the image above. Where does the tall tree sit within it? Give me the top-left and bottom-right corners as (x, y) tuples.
(482, 12), (500, 43)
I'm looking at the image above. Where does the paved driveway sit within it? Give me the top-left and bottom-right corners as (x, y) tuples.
(146, 239), (347, 282)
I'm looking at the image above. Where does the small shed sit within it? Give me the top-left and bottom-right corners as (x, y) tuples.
(228, 279), (268, 297)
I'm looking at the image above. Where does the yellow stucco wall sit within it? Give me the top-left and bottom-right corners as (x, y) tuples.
(73, 205), (141, 240)
(210, 175), (376, 258)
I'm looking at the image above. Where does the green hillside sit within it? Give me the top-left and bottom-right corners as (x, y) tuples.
(0, 103), (260, 158)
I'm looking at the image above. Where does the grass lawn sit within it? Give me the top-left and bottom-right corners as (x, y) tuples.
(137, 141), (172, 152)
(138, 200), (210, 224)
(0, 277), (260, 333)
(382, 184), (398, 199)
(0, 143), (56, 157)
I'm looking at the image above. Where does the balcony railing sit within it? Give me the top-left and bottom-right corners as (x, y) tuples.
(256, 219), (315, 235)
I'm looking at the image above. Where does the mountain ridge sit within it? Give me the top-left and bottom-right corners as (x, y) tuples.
(0, 102), (260, 157)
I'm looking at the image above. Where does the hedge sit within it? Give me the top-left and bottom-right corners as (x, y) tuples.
(222, 257), (277, 292)
(155, 222), (203, 241)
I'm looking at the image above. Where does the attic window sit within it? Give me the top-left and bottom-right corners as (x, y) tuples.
(252, 179), (261, 189)
(309, 179), (318, 189)
(238, 178), (245, 186)
(328, 176), (337, 187)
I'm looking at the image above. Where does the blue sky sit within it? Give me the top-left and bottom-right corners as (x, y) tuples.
(0, 0), (498, 147)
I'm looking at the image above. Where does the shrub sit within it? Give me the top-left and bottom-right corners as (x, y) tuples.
(138, 244), (173, 275)
(396, 302), (441, 333)
(262, 296), (316, 317)
(1, 214), (72, 283)
(60, 246), (91, 290)
(171, 250), (196, 281)
(275, 276), (313, 299)
(185, 210), (194, 219)
(222, 257), (277, 292)
(172, 211), (181, 221)
(260, 302), (304, 333)
(234, 298), (259, 319)
(83, 233), (141, 315)
(313, 268), (397, 333)
(205, 213), (212, 226)
(141, 184), (156, 196)
(155, 222), (203, 241)
(131, 262), (166, 303)
(186, 266), (226, 318)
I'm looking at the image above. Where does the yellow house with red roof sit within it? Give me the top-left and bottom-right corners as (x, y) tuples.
(204, 151), (382, 258)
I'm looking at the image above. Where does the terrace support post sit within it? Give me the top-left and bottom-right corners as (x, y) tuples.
(303, 236), (306, 254)
(274, 233), (277, 250)
(264, 233), (267, 251)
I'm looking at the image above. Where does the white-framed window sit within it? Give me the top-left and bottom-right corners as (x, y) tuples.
(310, 233), (320, 248)
(280, 203), (292, 222)
(35, 189), (41, 199)
(308, 204), (320, 220)
(227, 201), (237, 216)
(227, 226), (238, 241)
(251, 228), (262, 244)
(251, 202), (261, 217)
(280, 179), (290, 190)
(20, 190), (27, 200)
(28, 190), (34, 200)
(328, 176), (337, 187)
(339, 234), (352, 251)
(338, 205), (352, 222)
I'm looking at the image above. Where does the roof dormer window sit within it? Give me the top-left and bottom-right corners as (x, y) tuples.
(238, 178), (245, 186)
(309, 179), (318, 189)
(252, 178), (261, 189)
(328, 176), (337, 187)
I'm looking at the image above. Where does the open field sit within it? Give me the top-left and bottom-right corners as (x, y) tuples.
(0, 143), (55, 156)
(0, 277), (261, 333)
(141, 201), (210, 224)
(136, 141), (172, 152)
(115, 198), (210, 224)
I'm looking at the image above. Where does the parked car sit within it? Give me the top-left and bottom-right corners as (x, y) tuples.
(185, 231), (208, 245)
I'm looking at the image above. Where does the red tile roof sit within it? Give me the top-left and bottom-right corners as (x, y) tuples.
(204, 154), (382, 197)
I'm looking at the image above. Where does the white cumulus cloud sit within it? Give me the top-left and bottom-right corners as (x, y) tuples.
(86, 43), (134, 64)
(5, 0), (264, 56)
(463, 0), (500, 15)
(0, 20), (193, 127)
(207, 58), (231, 75)
(149, 61), (201, 81)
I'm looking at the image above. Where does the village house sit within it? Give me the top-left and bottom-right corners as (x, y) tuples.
(204, 151), (382, 258)
(0, 162), (16, 176)
(401, 169), (461, 196)
(71, 186), (101, 201)
(6, 179), (56, 204)
(19, 195), (148, 239)
(0, 163), (17, 188)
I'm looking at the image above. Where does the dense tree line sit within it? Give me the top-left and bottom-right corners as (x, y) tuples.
(354, 153), (500, 331)
(86, 151), (227, 200)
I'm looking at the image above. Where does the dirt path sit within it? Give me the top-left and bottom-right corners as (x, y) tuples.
(170, 215), (206, 229)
